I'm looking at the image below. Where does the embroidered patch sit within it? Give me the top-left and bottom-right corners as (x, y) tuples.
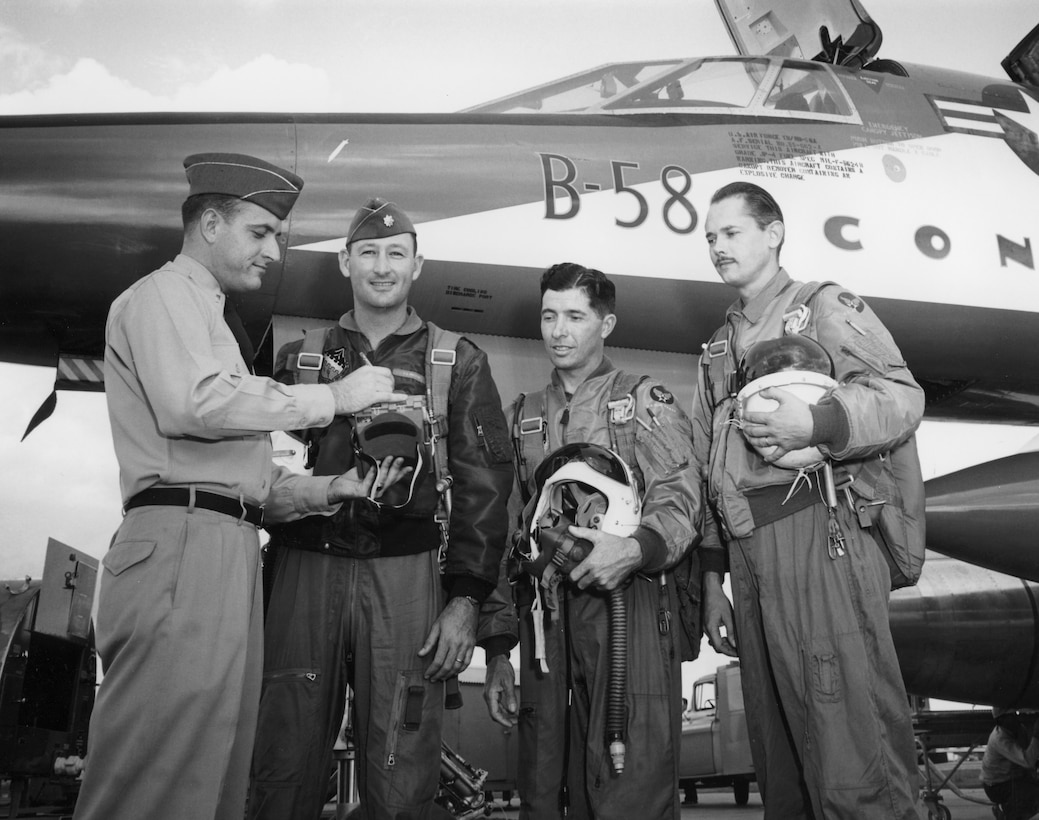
(321, 348), (346, 383)
(649, 385), (674, 404)
(837, 291), (865, 313)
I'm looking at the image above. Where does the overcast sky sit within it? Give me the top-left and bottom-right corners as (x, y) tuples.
(2, 0), (1038, 695)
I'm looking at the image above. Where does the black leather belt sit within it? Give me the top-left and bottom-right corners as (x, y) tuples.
(124, 487), (264, 526)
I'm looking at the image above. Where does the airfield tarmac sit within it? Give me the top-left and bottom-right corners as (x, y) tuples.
(327, 786), (1000, 819)
(469, 789), (998, 819)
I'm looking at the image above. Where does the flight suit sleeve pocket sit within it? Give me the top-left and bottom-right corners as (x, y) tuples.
(840, 335), (904, 375)
(471, 407), (513, 464)
(102, 540), (156, 576)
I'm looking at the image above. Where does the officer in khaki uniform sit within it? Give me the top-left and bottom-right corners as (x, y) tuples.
(77, 155), (406, 820)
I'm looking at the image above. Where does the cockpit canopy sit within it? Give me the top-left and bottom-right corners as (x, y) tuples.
(713, 0), (881, 69)
(464, 56), (857, 123)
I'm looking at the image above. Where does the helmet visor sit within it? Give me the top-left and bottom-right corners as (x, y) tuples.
(532, 443), (630, 497)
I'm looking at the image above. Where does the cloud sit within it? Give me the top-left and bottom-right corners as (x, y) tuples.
(0, 23), (65, 93)
(170, 54), (338, 112)
(0, 53), (339, 114)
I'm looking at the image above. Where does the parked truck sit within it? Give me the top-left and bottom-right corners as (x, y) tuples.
(679, 661), (756, 805)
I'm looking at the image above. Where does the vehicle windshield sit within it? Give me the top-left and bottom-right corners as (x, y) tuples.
(465, 57), (857, 123)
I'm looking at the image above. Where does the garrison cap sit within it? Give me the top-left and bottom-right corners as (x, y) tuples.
(346, 198), (416, 246)
(183, 152), (304, 220)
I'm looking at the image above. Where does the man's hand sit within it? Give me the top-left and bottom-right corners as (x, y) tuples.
(740, 386), (814, 464)
(327, 365), (407, 414)
(703, 571), (738, 657)
(565, 528), (642, 591)
(483, 654), (518, 728)
(418, 596), (478, 682)
(327, 457), (412, 503)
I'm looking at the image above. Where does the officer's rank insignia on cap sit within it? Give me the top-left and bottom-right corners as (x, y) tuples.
(346, 197), (416, 245)
(650, 385), (675, 404)
(183, 152), (303, 220)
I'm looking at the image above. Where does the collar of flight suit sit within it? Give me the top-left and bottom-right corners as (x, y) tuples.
(728, 267), (794, 325)
(337, 305), (423, 337)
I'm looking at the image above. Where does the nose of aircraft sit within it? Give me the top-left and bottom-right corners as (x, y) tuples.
(924, 451), (1039, 583)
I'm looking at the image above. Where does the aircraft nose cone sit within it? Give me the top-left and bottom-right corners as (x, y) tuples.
(925, 451), (1039, 582)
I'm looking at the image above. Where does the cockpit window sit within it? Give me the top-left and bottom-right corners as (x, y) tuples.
(465, 60), (684, 114)
(463, 57), (859, 124)
(762, 63), (851, 116)
(599, 59), (769, 111)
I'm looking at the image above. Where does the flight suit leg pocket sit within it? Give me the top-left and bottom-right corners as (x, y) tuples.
(810, 650), (842, 704)
(806, 635), (884, 790)
(252, 669), (322, 786)
(382, 670), (441, 806)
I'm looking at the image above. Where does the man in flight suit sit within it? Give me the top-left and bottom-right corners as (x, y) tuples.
(77, 154), (406, 820)
(693, 181), (922, 819)
(483, 262), (703, 820)
(248, 198), (514, 820)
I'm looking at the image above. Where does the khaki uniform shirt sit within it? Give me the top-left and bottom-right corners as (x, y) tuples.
(104, 253), (337, 521)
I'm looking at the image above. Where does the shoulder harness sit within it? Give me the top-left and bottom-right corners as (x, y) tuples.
(511, 371), (649, 504)
(288, 322), (461, 552)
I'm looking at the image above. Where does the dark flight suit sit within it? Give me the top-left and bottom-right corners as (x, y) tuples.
(249, 308), (512, 820)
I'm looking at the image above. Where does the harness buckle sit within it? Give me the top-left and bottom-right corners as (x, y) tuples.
(706, 339), (729, 358)
(295, 352), (323, 371)
(430, 348), (457, 367)
(607, 395), (636, 424)
(519, 416), (546, 436)
(782, 304), (811, 335)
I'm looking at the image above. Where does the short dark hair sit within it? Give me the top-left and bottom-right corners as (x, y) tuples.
(181, 193), (246, 230)
(710, 181), (784, 230)
(540, 262), (616, 317)
(710, 181), (785, 253)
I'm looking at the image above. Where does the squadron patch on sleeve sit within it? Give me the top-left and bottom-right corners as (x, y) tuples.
(838, 291), (865, 312)
(649, 385), (675, 404)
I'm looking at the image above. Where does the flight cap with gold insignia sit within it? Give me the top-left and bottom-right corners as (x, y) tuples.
(346, 197), (416, 247)
(183, 152), (304, 220)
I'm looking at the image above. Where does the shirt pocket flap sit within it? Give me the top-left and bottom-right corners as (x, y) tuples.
(103, 540), (157, 576)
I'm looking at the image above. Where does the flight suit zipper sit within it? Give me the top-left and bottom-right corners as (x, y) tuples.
(385, 672), (410, 768)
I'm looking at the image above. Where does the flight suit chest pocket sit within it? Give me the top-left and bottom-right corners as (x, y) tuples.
(103, 540), (156, 576)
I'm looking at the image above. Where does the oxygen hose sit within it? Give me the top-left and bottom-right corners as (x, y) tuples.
(606, 586), (627, 774)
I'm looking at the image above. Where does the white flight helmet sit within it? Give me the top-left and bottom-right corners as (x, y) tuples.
(736, 334), (838, 470)
(525, 443), (641, 577)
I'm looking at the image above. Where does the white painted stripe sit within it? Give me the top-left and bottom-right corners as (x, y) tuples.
(328, 140), (349, 163)
(933, 100), (996, 116)
(939, 116), (1004, 134)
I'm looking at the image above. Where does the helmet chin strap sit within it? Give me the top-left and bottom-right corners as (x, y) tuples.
(365, 446), (425, 508)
